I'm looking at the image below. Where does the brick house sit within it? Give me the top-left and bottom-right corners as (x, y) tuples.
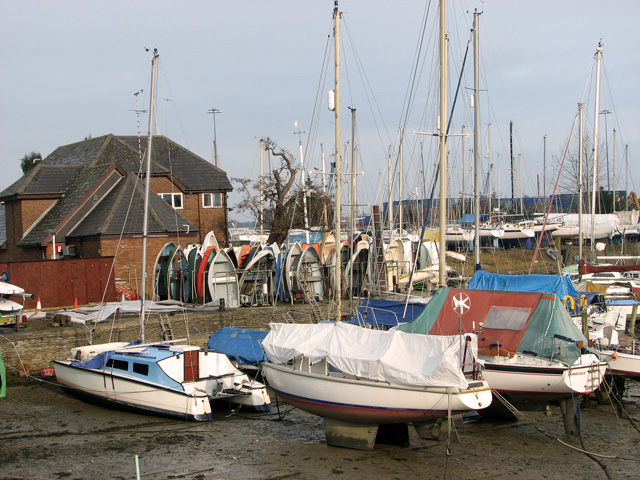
(0, 134), (232, 299)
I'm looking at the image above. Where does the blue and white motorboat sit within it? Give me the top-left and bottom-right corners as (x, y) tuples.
(53, 342), (271, 420)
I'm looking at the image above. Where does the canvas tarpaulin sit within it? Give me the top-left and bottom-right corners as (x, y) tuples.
(262, 322), (473, 389)
(397, 288), (588, 365)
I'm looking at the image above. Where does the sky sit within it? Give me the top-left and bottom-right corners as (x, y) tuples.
(1, 0), (638, 224)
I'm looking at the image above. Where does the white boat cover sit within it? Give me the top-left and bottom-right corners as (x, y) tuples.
(558, 214), (619, 233)
(262, 322), (474, 389)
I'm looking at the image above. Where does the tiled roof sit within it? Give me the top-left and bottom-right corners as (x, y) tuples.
(9, 134), (220, 246)
(119, 136), (233, 192)
(69, 173), (195, 237)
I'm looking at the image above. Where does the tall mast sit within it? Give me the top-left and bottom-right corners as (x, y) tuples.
(398, 126), (404, 235)
(438, 0), (447, 287)
(295, 125), (310, 243)
(473, 8), (481, 270)
(320, 144), (328, 229)
(612, 128), (617, 212)
(333, 1), (342, 320)
(140, 48), (158, 342)
(510, 121), (515, 214)
(543, 134), (547, 208)
(388, 150), (393, 239)
(260, 139), (264, 240)
(590, 42), (603, 261)
(578, 103), (584, 261)
(461, 125), (466, 218)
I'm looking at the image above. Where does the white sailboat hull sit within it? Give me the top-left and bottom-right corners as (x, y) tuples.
(598, 349), (640, 380)
(481, 353), (607, 403)
(262, 362), (492, 424)
(53, 360), (213, 421)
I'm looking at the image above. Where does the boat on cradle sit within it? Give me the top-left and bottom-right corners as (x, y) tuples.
(261, 322), (492, 450)
(52, 51), (270, 420)
(0, 281), (35, 327)
(397, 286), (607, 416)
(53, 342), (271, 419)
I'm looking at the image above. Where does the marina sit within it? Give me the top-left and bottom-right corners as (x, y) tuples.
(0, 0), (639, 477)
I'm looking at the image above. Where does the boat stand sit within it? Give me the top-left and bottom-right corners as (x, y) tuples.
(323, 418), (409, 450)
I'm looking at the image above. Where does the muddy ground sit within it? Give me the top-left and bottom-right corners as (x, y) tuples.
(0, 375), (638, 480)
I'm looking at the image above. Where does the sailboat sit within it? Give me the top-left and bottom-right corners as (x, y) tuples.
(261, 2), (492, 450)
(53, 50), (271, 420)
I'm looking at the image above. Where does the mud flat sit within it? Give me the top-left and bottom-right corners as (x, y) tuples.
(0, 376), (638, 480)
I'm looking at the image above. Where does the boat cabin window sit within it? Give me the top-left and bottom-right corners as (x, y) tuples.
(482, 306), (531, 331)
(202, 192), (223, 208)
(106, 359), (129, 371)
(132, 363), (149, 376)
(159, 192), (183, 209)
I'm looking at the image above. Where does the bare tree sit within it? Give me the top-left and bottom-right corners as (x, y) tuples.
(233, 138), (333, 245)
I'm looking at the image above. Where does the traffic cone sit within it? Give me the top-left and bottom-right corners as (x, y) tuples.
(73, 298), (78, 309)
(36, 297), (42, 312)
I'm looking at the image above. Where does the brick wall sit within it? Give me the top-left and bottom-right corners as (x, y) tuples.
(99, 234), (197, 299)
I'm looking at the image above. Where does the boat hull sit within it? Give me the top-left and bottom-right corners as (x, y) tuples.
(53, 360), (213, 421)
(481, 353), (607, 408)
(262, 362), (491, 424)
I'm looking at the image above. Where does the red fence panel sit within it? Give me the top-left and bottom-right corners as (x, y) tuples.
(0, 258), (116, 309)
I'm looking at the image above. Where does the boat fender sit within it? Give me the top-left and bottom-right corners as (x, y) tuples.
(611, 352), (618, 360)
(561, 295), (575, 310)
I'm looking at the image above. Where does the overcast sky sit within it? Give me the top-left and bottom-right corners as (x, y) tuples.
(1, 1), (638, 223)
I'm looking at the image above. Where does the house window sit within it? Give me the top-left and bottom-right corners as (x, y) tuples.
(202, 192), (223, 208)
(160, 192), (183, 209)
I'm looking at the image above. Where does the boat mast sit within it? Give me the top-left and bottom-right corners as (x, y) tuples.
(140, 48), (158, 343)
(590, 42), (603, 261)
(510, 121), (515, 214)
(399, 126), (404, 236)
(578, 103), (584, 261)
(260, 138), (264, 241)
(473, 8), (481, 270)
(333, 1), (342, 320)
(543, 134), (547, 208)
(321, 144), (328, 229)
(438, 0), (447, 287)
(612, 128), (616, 213)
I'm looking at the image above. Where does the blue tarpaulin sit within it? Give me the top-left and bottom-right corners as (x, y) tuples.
(207, 327), (268, 366)
(468, 270), (580, 300)
(458, 214), (487, 225)
(344, 298), (429, 328)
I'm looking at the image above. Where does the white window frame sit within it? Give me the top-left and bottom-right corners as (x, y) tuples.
(202, 192), (223, 208)
(160, 192), (183, 209)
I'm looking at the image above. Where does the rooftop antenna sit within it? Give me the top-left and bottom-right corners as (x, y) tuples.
(207, 108), (222, 167)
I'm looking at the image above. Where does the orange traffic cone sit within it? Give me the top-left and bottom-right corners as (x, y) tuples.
(73, 298), (78, 309)
(36, 297), (42, 312)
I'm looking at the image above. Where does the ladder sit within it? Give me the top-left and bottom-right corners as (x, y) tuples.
(294, 268), (324, 323)
(160, 314), (174, 341)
